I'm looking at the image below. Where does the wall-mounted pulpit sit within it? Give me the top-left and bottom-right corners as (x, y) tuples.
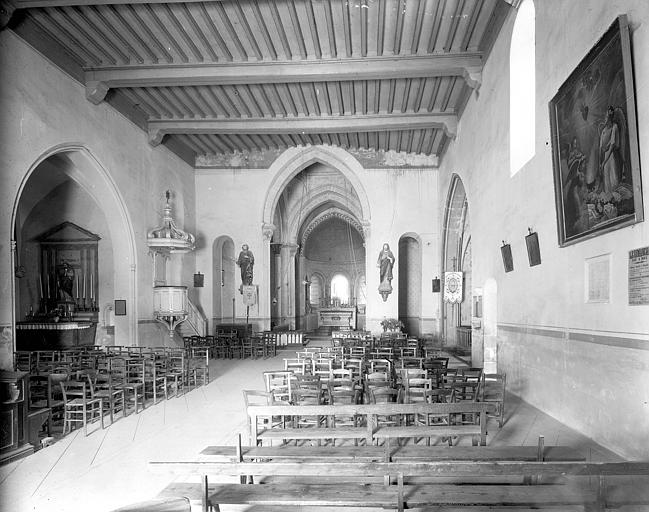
(153, 286), (188, 337)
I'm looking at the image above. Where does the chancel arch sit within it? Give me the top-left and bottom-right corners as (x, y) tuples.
(265, 149), (368, 331)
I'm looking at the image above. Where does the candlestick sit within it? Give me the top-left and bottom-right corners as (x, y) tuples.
(90, 274), (94, 300)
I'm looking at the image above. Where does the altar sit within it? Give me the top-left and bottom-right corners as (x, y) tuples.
(318, 307), (356, 329)
(16, 321), (97, 351)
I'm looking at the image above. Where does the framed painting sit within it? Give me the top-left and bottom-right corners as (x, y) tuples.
(525, 231), (541, 267)
(114, 300), (127, 316)
(501, 243), (514, 273)
(549, 15), (643, 247)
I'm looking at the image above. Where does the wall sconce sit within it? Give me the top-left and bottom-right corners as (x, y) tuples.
(525, 228), (541, 267)
(432, 276), (441, 293)
(501, 241), (514, 273)
(193, 272), (204, 287)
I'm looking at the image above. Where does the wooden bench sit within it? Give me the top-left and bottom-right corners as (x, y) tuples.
(154, 458), (649, 512)
(198, 438), (585, 463)
(248, 402), (496, 446)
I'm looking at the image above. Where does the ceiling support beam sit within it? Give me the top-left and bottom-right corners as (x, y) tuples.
(147, 112), (458, 147)
(84, 53), (483, 103)
(15, 0), (223, 7)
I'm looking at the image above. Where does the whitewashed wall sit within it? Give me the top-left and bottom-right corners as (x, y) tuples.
(194, 147), (440, 335)
(0, 31), (196, 367)
(438, 0), (649, 459)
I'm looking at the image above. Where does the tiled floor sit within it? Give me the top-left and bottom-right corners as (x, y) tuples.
(0, 345), (622, 512)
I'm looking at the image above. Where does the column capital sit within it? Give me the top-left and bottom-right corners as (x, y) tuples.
(262, 222), (275, 242)
(282, 243), (299, 258)
(360, 219), (371, 240)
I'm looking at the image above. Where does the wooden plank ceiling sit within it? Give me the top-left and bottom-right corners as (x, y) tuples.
(5, 0), (511, 165)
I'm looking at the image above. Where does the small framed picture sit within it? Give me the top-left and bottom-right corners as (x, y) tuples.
(114, 299), (127, 316)
(501, 243), (514, 273)
(525, 231), (541, 266)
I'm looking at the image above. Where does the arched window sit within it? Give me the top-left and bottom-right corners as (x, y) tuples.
(510, 0), (535, 176)
(331, 274), (350, 304)
(309, 274), (322, 306)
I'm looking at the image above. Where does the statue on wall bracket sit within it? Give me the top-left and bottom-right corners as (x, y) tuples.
(377, 243), (395, 301)
(237, 243), (254, 293)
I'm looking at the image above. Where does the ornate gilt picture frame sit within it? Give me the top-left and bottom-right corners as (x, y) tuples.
(549, 15), (643, 247)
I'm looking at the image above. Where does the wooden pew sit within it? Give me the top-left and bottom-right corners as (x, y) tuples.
(153, 459), (649, 512)
(247, 402), (496, 446)
(199, 441), (585, 463)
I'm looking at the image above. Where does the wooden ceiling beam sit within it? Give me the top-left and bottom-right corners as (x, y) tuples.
(84, 53), (483, 103)
(147, 112), (458, 146)
(15, 0), (224, 7)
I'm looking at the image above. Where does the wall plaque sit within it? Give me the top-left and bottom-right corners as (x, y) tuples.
(242, 285), (257, 306)
(628, 246), (649, 305)
(585, 254), (610, 303)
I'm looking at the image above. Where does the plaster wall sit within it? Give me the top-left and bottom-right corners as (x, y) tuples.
(438, 0), (649, 459)
(0, 31), (195, 366)
(195, 152), (441, 334)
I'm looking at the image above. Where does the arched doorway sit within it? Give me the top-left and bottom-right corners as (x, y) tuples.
(10, 146), (136, 356)
(212, 236), (236, 325)
(441, 175), (471, 353)
(398, 234), (422, 336)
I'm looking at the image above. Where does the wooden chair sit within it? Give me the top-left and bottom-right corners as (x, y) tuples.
(263, 370), (293, 403)
(284, 358), (307, 375)
(60, 380), (104, 436)
(311, 358), (333, 383)
(111, 357), (145, 413)
(165, 349), (187, 396)
(188, 347), (209, 387)
(262, 332), (277, 357)
(242, 390), (277, 445)
(144, 356), (169, 404)
(481, 373), (506, 427)
(88, 372), (126, 425)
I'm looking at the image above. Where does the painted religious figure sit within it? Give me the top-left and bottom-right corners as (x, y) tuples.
(237, 244), (254, 286)
(377, 243), (395, 301)
(56, 262), (75, 302)
(549, 16), (642, 246)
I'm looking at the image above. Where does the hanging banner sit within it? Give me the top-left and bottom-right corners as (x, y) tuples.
(242, 285), (257, 306)
(444, 272), (464, 303)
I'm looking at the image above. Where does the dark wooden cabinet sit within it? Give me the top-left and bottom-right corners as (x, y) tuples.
(0, 371), (34, 464)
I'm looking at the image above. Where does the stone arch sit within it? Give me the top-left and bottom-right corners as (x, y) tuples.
(10, 143), (137, 346)
(262, 145), (371, 227)
(398, 233), (422, 336)
(441, 174), (470, 349)
(212, 235), (236, 323)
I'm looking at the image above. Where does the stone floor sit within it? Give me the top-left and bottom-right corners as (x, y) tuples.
(0, 344), (623, 512)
